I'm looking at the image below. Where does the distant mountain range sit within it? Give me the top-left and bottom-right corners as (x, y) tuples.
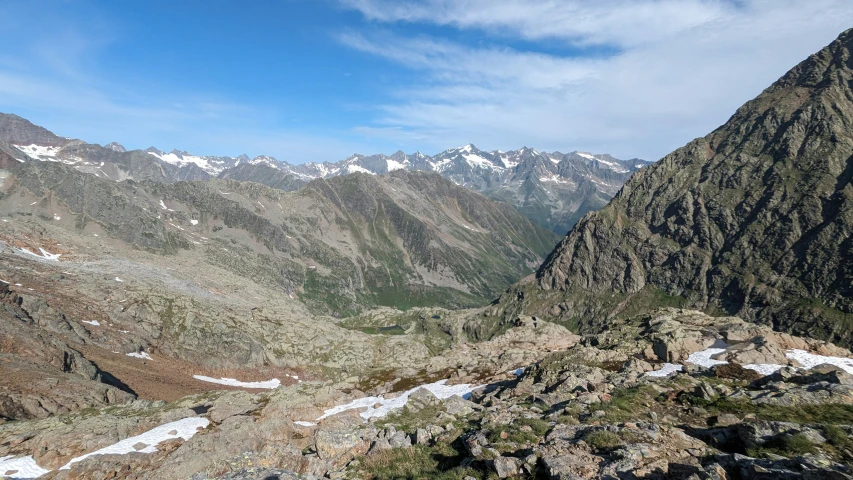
(0, 113), (649, 233)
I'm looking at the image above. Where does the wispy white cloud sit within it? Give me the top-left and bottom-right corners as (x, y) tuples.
(340, 0), (853, 159)
(341, 0), (731, 47)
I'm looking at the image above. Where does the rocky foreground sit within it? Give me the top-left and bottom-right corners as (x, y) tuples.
(2, 308), (852, 479)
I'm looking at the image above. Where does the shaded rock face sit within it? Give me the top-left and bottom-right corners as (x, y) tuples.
(494, 28), (853, 347)
(0, 285), (136, 420)
(0, 113), (69, 147)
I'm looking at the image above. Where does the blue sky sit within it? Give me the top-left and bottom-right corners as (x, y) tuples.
(0, 0), (850, 163)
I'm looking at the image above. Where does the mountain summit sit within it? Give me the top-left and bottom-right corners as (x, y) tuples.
(488, 28), (853, 347)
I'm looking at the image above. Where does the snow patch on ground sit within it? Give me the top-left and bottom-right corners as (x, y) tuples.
(190, 219), (198, 225)
(82, 320), (100, 326)
(646, 363), (683, 377)
(386, 159), (406, 171)
(315, 379), (480, 421)
(294, 421), (317, 427)
(345, 164), (375, 175)
(787, 349), (853, 374)
(0, 455), (51, 479)
(60, 417), (209, 470)
(127, 352), (152, 360)
(192, 375), (280, 389)
(646, 341), (853, 378)
(115, 277), (124, 282)
(685, 340), (730, 368)
(19, 247), (61, 261)
(14, 144), (61, 160)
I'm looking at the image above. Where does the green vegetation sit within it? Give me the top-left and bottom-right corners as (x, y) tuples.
(708, 399), (853, 424)
(487, 417), (550, 452)
(356, 443), (483, 480)
(615, 286), (690, 321)
(747, 433), (817, 458)
(598, 385), (658, 422)
(584, 430), (623, 451)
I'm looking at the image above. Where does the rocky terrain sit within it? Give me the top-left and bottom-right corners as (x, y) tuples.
(2, 308), (852, 479)
(1, 21), (852, 480)
(0, 114), (647, 235)
(484, 28), (853, 349)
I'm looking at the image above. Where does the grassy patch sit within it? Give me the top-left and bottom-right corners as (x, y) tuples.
(615, 286), (690, 321)
(599, 385), (658, 422)
(747, 433), (817, 458)
(709, 399), (853, 424)
(486, 417), (551, 452)
(584, 430), (623, 451)
(375, 404), (447, 434)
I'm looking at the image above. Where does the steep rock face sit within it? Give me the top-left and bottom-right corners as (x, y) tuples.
(490, 29), (853, 347)
(0, 113), (69, 147)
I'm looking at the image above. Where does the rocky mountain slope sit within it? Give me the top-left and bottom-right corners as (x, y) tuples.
(484, 28), (853, 348)
(2, 160), (557, 316)
(0, 113), (646, 234)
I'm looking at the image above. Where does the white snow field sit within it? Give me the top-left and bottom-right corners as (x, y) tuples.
(61, 417), (210, 469)
(314, 379), (481, 421)
(646, 342), (853, 377)
(786, 349), (853, 374)
(646, 363), (684, 377)
(19, 247), (61, 261)
(192, 375), (281, 389)
(127, 351), (153, 360)
(0, 455), (51, 479)
(0, 417), (208, 478)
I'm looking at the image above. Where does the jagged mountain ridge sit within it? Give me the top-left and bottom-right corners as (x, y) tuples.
(0, 113), (648, 234)
(482, 28), (853, 347)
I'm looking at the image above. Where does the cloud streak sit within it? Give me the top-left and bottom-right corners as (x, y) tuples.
(340, 0), (853, 159)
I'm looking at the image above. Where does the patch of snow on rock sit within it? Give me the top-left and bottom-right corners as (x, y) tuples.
(294, 421), (317, 427)
(190, 219), (198, 226)
(787, 349), (853, 374)
(19, 247), (61, 261)
(646, 363), (683, 377)
(0, 455), (51, 479)
(60, 417), (209, 470)
(14, 144), (61, 161)
(192, 375), (280, 389)
(82, 320), (100, 326)
(345, 164), (374, 175)
(685, 340), (730, 368)
(315, 379), (480, 421)
(386, 159), (405, 171)
(127, 351), (152, 360)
